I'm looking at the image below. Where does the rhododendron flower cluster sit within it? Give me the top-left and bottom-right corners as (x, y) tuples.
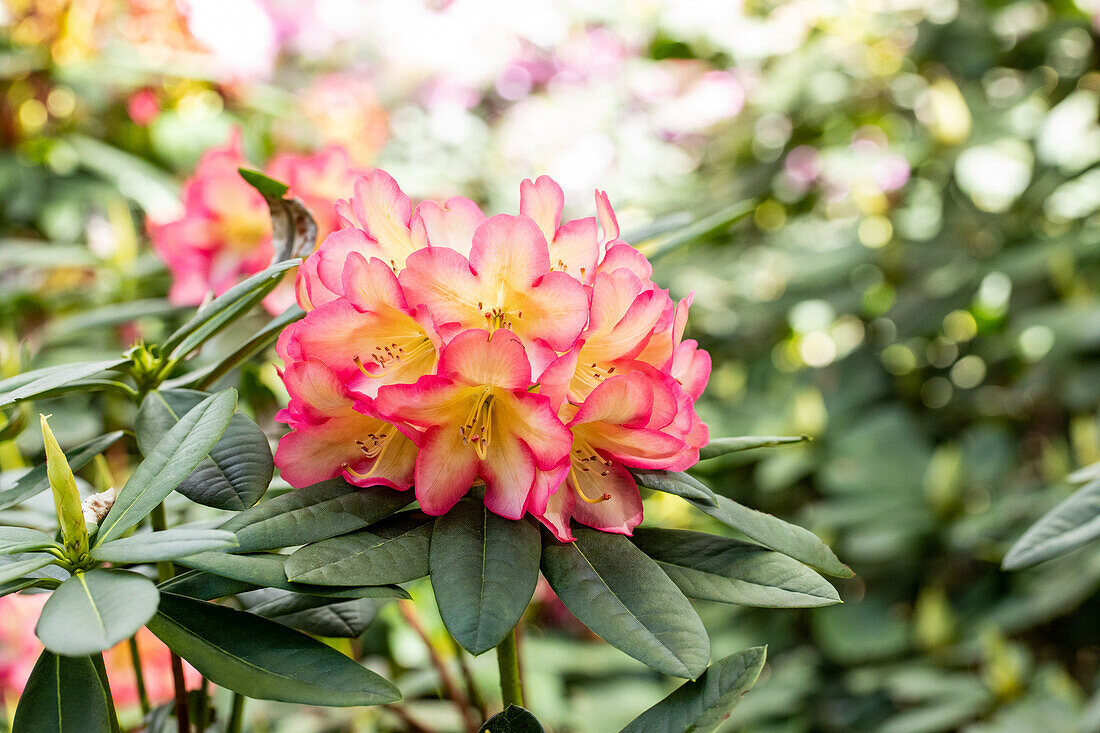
(275, 171), (709, 541)
(148, 132), (366, 314)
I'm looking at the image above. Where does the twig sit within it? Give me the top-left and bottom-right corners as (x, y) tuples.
(398, 601), (479, 733)
(447, 634), (487, 720)
(384, 703), (433, 733)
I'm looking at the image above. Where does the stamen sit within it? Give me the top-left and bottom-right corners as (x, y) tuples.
(459, 387), (494, 460)
(568, 440), (612, 503)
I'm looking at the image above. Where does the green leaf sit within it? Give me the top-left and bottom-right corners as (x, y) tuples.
(239, 168), (319, 261)
(0, 527), (57, 555)
(176, 551), (411, 599)
(619, 646), (767, 733)
(36, 569), (159, 656)
(164, 305), (305, 391)
(0, 577), (61, 598)
(430, 500), (541, 655)
(163, 260), (299, 358)
(158, 570), (258, 600)
(0, 554), (56, 585)
(12, 651), (112, 733)
(699, 435), (810, 460)
(0, 432), (124, 511)
(96, 390), (236, 545)
(222, 478), (410, 553)
(1003, 479), (1100, 569)
(40, 414), (89, 560)
(91, 529), (238, 563)
(136, 390), (272, 510)
(238, 168), (289, 198)
(632, 469), (718, 507)
(479, 705), (545, 732)
(0, 359), (130, 408)
(239, 590), (387, 638)
(147, 593), (401, 706)
(285, 511), (434, 586)
(644, 199), (756, 261)
(630, 529), (840, 608)
(685, 494), (852, 578)
(540, 527), (710, 679)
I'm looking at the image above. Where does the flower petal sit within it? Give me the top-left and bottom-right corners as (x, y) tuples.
(341, 252), (408, 314)
(520, 175), (564, 244)
(549, 216), (598, 283)
(436, 329), (531, 390)
(348, 170), (415, 266)
(533, 475), (575, 542)
(399, 245), (482, 330)
(569, 462), (642, 535)
(414, 425), (479, 515)
(595, 189), (620, 244)
(469, 214), (551, 287)
(597, 242), (653, 280)
(481, 433), (537, 520)
(495, 391), (573, 471)
(412, 197), (485, 256)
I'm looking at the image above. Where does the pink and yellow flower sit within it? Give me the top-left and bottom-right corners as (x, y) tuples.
(149, 132), (364, 314)
(275, 170), (710, 542)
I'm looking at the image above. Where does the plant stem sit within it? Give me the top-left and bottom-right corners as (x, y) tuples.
(151, 503), (191, 733)
(447, 634), (487, 721)
(127, 636), (151, 715)
(398, 601), (479, 733)
(196, 677), (209, 733)
(226, 692), (245, 733)
(496, 627), (524, 709)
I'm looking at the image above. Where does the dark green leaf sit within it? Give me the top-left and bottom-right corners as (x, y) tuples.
(240, 588), (387, 637)
(0, 577), (61, 598)
(479, 705), (545, 733)
(176, 551), (410, 599)
(0, 527), (57, 555)
(12, 651), (112, 733)
(238, 168), (289, 197)
(96, 390), (236, 545)
(0, 359), (130, 408)
(222, 478), (410, 553)
(620, 646), (767, 732)
(163, 260), (299, 357)
(285, 510), (433, 586)
(0, 432), (124, 511)
(699, 435), (810, 460)
(631, 528), (840, 608)
(136, 390), (272, 510)
(158, 570), (258, 600)
(685, 494), (852, 578)
(540, 527), (710, 679)
(430, 500), (542, 655)
(91, 529), (238, 563)
(36, 569), (159, 656)
(1003, 479), (1100, 569)
(633, 469), (718, 507)
(147, 593), (401, 706)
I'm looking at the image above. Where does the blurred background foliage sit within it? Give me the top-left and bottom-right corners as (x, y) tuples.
(1, 0), (1099, 731)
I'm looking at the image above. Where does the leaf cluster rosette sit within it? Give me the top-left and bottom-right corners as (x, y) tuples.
(275, 170), (712, 541)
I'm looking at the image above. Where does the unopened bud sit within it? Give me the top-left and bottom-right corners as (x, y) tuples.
(40, 414), (90, 561)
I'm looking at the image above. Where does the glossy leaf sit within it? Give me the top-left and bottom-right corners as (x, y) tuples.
(685, 494), (852, 578)
(1003, 479), (1100, 569)
(136, 389), (272, 510)
(36, 569), (159, 656)
(0, 359), (130, 408)
(479, 705), (545, 733)
(222, 478), (410, 553)
(632, 469), (718, 507)
(0, 432), (124, 511)
(541, 527), (710, 679)
(631, 528), (840, 608)
(286, 510), (434, 586)
(12, 651), (112, 733)
(699, 435), (810, 460)
(147, 593), (401, 706)
(158, 570), (258, 601)
(176, 551), (410, 599)
(620, 646), (767, 733)
(91, 529), (238, 563)
(0, 527), (57, 555)
(430, 499), (542, 655)
(96, 390), (236, 545)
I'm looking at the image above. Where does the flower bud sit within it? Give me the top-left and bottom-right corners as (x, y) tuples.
(40, 414), (90, 561)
